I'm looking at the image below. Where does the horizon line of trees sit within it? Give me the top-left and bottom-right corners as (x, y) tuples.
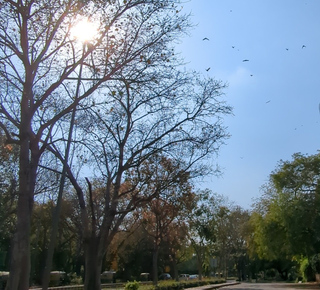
(3, 127), (320, 286)
(0, 143), (251, 284)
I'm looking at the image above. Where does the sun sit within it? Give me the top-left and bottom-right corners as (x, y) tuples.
(72, 18), (98, 43)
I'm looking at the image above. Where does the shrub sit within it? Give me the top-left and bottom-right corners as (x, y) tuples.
(64, 272), (83, 285)
(153, 278), (225, 290)
(125, 280), (140, 290)
(300, 258), (314, 282)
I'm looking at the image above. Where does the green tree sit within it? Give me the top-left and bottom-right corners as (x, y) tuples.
(185, 190), (224, 279)
(107, 222), (153, 281)
(30, 198), (80, 284)
(213, 206), (250, 280)
(0, 135), (19, 270)
(249, 152), (320, 279)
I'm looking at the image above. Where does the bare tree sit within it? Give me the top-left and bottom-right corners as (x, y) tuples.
(53, 68), (231, 289)
(0, 0), (231, 289)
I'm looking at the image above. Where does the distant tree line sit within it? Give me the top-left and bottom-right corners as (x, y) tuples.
(2, 129), (320, 287)
(0, 140), (250, 285)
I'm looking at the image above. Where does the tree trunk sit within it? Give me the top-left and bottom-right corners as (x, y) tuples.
(42, 91), (79, 290)
(6, 192), (32, 290)
(197, 253), (203, 280)
(84, 237), (103, 290)
(171, 254), (178, 281)
(152, 245), (159, 285)
(6, 137), (38, 290)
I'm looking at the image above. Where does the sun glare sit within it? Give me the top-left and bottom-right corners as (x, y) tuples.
(72, 18), (98, 43)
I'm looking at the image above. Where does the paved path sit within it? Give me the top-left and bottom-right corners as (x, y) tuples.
(218, 282), (320, 290)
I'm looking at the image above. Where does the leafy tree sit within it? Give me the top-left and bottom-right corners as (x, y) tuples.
(213, 206), (250, 280)
(229, 207), (251, 280)
(0, 0), (231, 288)
(249, 153), (320, 280)
(185, 190), (224, 279)
(0, 135), (19, 270)
(271, 153), (320, 197)
(107, 222), (153, 281)
(163, 221), (191, 281)
(133, 158), (193, 284)
(29, 198), (81, 285)
(214, 206), (231, 278)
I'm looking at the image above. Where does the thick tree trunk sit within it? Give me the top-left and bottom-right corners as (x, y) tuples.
(84, 237), (103, 290)
(42, 98), (78, 290)
(6, 137), (38, 290)
(171, 255), (178, 281)
(6, 192), (32, 290)
(152, 245), (159, 285)
(197, 254), (203, 280)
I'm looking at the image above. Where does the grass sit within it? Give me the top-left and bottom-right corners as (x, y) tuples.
(101, 278), (227, 290)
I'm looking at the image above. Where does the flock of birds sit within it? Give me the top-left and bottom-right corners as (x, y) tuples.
(201, 36), (307, 104)
(199, 34), (311, 163)
(185, 2), (317, 209)
(202, 37), (306, 71)
(202, 37), (252, 74)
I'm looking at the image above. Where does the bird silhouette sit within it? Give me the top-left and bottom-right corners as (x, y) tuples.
(242, 59), (249, 62)
(286, 48), (289, 51)
(266, 100), (271, 104)
(232, 46), (235, 48)
(206, 67), (211, 71)
(302, 45), (306, 49)
(203, 37), (209, 41)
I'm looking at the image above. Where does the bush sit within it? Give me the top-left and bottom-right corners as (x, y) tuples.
(125, 280), (140, 290)
(153, 278), (225, 290)
(63, 272), (83, 285)
(300, 258), (314, 282)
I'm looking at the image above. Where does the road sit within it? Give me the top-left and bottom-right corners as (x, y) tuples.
(219, 282), (320, 290)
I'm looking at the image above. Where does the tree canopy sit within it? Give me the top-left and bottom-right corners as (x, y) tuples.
(0, 0), (231, 288)
(250, 153), (320, 262)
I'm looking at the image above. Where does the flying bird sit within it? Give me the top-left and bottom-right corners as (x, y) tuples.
(202, 37), (209, 41)
(232, 46), (235, 48)
(302, 45), (306, 49)
(206, 67), (211, 71)
(242, 59), (249, 62)
(266, 100), (271, 104)
(286, 48), (289, 51)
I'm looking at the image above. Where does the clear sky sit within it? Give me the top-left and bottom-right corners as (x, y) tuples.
(178, 0), (320, 209)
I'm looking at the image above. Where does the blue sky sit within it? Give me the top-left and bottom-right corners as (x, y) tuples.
(178, 0), (320, 209)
